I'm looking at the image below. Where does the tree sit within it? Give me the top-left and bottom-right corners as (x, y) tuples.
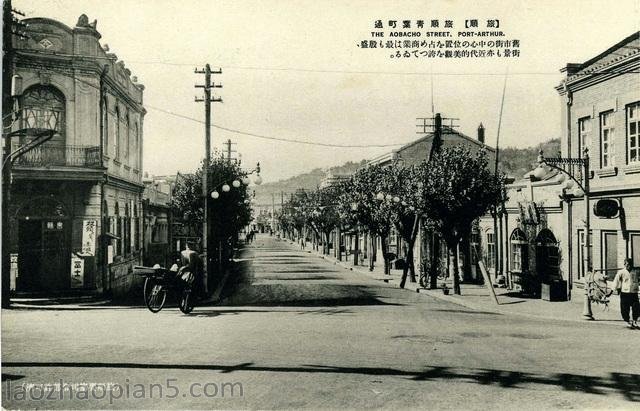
(304, 187), (341, 255)
(417, 146), (503, 295)
(343, 164), (397, 273)
(170, 156), (253, 264)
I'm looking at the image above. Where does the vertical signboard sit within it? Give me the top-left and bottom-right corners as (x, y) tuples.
(82, 220), (97, 256)
(70, 255), (84, 288)
(10, 254), (18, 291)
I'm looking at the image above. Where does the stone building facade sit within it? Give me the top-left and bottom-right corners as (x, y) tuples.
(4, 15), (145, 297)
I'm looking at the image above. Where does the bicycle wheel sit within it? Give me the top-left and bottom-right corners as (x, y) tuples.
(144, 277), (167, 313)
(179, 288), (194, 314)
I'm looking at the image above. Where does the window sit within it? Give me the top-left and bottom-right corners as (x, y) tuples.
(486, 231), (496, 270)
(578, 117), (591, 157)
(510, 229), (528, 273)
(627, 103), (640, 163)
(600, 111), (615, 168)
(102, 97), (108, 153)
(630, 233), (640, 268)
(114, 107), (120, 160)
(577, 229), (593, 280)
(124, 204), (130, 254)
(133, 123), (139, 169)
(602, 231), (618, 281)
(114, 202), (120, 256)
(21, 86), (65, 143)
(124, 114), (130, 161)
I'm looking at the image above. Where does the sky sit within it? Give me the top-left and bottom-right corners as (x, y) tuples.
(13, 0), (640, 183)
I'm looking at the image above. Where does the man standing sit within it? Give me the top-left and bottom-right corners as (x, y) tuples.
(612, 258), (640, 329)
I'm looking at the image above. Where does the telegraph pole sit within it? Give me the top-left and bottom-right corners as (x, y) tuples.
(223, 138), (236, 163)
(195, 64), (222, 293)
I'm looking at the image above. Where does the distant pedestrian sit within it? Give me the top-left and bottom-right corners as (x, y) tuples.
(612, 258), (639, 329)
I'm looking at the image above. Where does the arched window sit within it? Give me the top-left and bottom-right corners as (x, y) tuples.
(21, 85), (65, 144)
(114, 106), (120, 160)
(510, 229), (528, 273)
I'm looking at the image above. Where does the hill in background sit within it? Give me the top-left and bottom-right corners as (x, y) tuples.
(253, 138), (561, 208)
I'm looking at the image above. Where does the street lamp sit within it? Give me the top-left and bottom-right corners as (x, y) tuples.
(536, 149), (593, 320)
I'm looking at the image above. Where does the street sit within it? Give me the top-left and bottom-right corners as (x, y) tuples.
(2, 234), (639, 409)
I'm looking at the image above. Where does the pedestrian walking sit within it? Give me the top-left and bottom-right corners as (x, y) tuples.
(612, 258), (640, 329)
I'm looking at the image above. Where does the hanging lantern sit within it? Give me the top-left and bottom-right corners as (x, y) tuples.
(211, 191), (220, 199)
(385, 194), (392, 201)
(393, 196), (400, 203)
(232, 180), (241, 188)
(376, 192), (384, 201)
(242, 176), (251, 185)
(254, 175), (263, 185)
(222, 184), (231, 192)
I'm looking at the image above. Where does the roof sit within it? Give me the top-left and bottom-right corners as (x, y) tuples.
(561, 31), (640, 87)
(398, 125), (495, 153)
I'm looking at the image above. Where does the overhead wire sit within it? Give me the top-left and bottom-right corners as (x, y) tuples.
(21, 64), (410, 149)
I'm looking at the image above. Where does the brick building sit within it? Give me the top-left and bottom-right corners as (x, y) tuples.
(4, 14), (145, 297)
(478, 31), (640, 299)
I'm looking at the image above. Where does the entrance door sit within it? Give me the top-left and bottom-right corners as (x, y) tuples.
(18, 220), (42, 291)
(17, 219), (70, 291)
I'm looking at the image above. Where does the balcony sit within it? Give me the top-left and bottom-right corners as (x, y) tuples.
(11, 143), (102, 168)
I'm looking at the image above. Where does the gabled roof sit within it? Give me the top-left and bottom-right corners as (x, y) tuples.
(397, 125), (495, 154)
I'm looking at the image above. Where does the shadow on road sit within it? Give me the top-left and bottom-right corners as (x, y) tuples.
(3, 361), (637, 402)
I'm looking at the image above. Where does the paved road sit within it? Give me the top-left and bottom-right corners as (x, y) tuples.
(2, 234), (639, 409)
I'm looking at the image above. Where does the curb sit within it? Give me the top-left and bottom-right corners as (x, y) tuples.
(304, 243), (625, 327)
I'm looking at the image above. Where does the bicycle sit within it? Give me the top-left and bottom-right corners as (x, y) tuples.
(586, 271), (614, 310)
(134, 265), (196, 314)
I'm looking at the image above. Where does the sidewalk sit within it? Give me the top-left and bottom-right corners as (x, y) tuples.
(286, 238), (626, 327)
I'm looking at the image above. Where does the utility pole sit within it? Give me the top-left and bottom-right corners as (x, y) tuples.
(2, 0), (27, 308)
(195, 64), (222, 293)
(223, 138), (236, 163)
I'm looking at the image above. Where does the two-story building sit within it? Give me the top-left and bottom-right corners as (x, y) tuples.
(478, 31), (640, 300)
(4, 14), (146, 297)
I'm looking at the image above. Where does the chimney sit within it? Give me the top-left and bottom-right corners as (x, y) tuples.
(477, 123), (485, 144)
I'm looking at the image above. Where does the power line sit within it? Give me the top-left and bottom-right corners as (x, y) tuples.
(20, 65), (408, 149)
(145, 104), (409, 148)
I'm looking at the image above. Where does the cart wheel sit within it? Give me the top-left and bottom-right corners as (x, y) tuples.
(179, 288), (194, 314)
(144, 277), (167, 313)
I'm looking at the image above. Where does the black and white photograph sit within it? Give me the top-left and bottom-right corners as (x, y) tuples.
(1, 0), (639, 409)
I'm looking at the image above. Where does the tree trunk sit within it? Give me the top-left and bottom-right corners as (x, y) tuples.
(452, 242), (462, 295)
(354, 230), (359, 266)
(381, 235), (390, 275)
(399, 215), (420, 288)
(324, 232), (331, 255)
(430, 233), (439, 289)
(336, 226), (342, 261)
(369, 233), (375, 271)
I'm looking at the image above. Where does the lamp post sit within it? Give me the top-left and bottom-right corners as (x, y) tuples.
(535, 149), (592, 320)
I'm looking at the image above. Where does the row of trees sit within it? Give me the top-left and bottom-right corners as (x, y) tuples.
(276, 145), (504, 295)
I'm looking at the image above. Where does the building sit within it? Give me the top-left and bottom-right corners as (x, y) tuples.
(478, 31), (640, 299)
(338, 114), (495, 281)
(142, 174), (172, 268)
(4, 14), (145, 297)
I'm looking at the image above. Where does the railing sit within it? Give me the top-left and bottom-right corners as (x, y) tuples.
(11, 143), (102, 168)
